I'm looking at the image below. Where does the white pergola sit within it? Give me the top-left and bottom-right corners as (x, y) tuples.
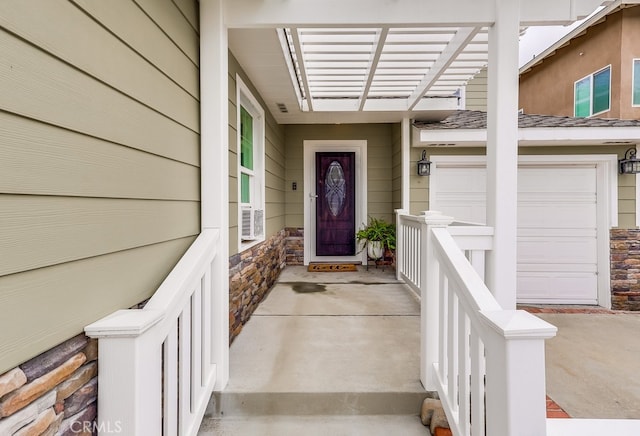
(199, 0), (606, 390)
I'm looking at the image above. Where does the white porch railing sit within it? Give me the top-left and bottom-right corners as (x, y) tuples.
(85, 229), (221, 436)
(396, 210), (557, 436)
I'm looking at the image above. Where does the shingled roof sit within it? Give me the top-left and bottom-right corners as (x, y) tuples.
(414, 110), (640, 130)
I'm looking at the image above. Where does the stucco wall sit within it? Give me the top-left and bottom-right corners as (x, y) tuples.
(0, 0), (200, 373)
(519, 6), (640, 120)
(619, 6), (640, 119)
(284, 124), (395, 227)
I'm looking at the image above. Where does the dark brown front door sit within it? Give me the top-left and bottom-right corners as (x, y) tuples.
(315, 152), (356, 256)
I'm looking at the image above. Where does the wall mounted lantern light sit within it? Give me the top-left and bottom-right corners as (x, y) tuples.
(417, 150), (431, 176)
(619, 148), (640, 174)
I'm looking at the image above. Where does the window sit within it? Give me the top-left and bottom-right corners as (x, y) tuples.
(237, 76), (265, 245)
(633, 59), (640, 106)
(574, 66), (611, 117)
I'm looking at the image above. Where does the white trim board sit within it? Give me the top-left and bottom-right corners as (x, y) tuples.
(303, 140), (368, 265)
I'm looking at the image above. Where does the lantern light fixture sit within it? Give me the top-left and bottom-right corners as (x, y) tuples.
(619, 147), (640, 174)
(417, 150), (431, 176)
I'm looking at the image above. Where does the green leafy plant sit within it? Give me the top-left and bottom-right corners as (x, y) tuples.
(356, 217), (396, 251)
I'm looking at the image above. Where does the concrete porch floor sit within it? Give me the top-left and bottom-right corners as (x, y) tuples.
(199, 265), (431, 435)
(199, 266), (640, 434)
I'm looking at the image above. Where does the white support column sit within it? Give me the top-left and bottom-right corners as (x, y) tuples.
(401, 118), (411, 211)
(485, 0), (520, 309)
(421, 211), (454, 390)
(200, 0), (229, 390)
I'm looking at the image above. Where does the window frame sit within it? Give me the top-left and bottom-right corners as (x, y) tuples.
(574, 65), (611, 117)
(236, 75), (266, 249)
(633, 59), (640, 107)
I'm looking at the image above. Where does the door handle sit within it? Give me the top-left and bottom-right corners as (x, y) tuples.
(309, 193), (318, 200)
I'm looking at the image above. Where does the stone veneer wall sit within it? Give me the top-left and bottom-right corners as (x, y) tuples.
(285, 228), (304, 265)
(611, 229), (640, 310)
(229, 230), (287, 342)
(0, 335), (98, 436)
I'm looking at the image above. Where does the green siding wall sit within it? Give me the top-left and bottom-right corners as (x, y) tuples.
(285, 124), (395, 227)
(0, 0), (201, 373)
(465, 68), (488, 111)
(391, 123), (403, 211)
(228, 54), (286, 256)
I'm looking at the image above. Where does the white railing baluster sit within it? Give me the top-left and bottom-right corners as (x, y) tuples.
(85, 230), (221, 436)
(164, 323), (179, 436)
(458, 310), (471, 436)
(470, 330), (485, 436)
(396, 211), (558, 436)
(447, 289), (457, 406)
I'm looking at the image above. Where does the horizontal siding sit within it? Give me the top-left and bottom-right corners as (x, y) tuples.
(0, 27), (199, 166)
(70, 0), (199, 97)
(172, 0), (199, 31)
(0, 196), (199, 276)
(0, 0), (199, 131)
(465, 68), (488, 111)
(0, 237), (195, 374)
(228, 52), (286, 256)
(0, 0), (200, 372)
(0, 112), (198, 200)
(134, 0), (199, 64)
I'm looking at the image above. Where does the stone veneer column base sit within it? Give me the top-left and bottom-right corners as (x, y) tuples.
(610, 229), (640, 311)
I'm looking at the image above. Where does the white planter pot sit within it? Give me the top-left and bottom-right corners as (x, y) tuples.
(367, 240), (384, 260)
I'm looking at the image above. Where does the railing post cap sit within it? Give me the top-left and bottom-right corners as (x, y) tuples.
(85, 309), (163, 338)
(421, 210), (455, 226)
(479, 310), (558, 340)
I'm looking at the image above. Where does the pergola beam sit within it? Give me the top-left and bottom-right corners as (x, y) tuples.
(406, 27), (480, 111)
(223, 0), (605, 28)
(290, 28), (314, 112)
(358, 27), (389, 111)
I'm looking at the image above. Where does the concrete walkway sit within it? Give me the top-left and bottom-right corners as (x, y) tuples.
(537, 312), (640, 419)
(199, 266), (431, 435)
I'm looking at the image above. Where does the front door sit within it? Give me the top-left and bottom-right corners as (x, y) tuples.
(315, 152), (356, 256)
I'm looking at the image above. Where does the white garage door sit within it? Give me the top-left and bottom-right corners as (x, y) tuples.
(433, 163), (599, 304)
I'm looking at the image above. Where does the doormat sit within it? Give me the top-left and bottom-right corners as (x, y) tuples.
(308, 263), (358, 272)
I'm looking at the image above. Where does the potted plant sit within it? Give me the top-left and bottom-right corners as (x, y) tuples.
(356, 217), (396, 260)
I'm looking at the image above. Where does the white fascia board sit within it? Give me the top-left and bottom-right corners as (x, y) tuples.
(415, 126), (640, 147)
(223, 0), (600, 27)
(416, 128), (486, 146)
(520, 1), (622, 72)
(518, 126), (640, 145)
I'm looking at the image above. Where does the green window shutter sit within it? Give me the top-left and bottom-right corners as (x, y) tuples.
(241, 173), (251, 203)
(240, 106), (254, 170)
(592, 67), (610, 114)
(634, 60), (640, 106)
(575, 77), (591, 117)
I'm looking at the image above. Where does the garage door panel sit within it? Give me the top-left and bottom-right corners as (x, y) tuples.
(518, 237), (598, 265)
(437, 168), (485, 192)
(433, 162), (600, 304)
(519, 167), (597, 193)
(518, 273), (598, 303)
(519, 204), (597, 228)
